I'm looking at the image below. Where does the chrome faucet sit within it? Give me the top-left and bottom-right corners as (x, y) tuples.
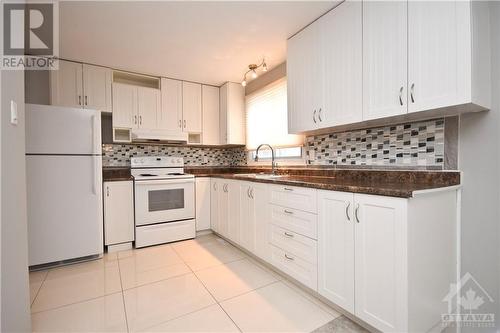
(255, 144), (276, 175)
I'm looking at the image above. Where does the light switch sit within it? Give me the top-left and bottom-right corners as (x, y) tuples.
(10, 100), (18, 125)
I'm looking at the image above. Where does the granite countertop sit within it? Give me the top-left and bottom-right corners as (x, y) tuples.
(185, 166), (461, 198)
(102, 167), (133, 182)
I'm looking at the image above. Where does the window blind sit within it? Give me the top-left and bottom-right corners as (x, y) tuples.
(245, 78), (304, 150)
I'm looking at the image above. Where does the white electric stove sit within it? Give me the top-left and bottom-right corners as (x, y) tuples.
(131, 156), (195, 248)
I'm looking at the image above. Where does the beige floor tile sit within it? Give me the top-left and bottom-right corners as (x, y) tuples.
(220, 282), (334, 333)
(141, 304), (239, 332)
(195, 258), (278, 301)
(31, 292), (127, 332)
(173, 238), (246, 271)
(30, 270), (48, 305)
(31, 259), (122, 312)
(123, 273), (216, 332)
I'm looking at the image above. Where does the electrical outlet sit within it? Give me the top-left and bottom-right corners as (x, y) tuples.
(10, 100), (18, 125)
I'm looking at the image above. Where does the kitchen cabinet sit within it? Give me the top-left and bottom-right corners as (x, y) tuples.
(159, 78), (183, 133)
(196, 178), (211, 231)
(362, 0), (407, 120)
(51, 60), (112, 112)
(239, 182), (268, 255)
(220, 82), (245, 145)
(202, 85), (220, 145)
(239, 182), (254, 252)
(182, 81), (202, 133)
(210, 179), (220, 233)
(103, 181), (134, 246)
(112, 83), (160, 131)
(288, 1), (362, 133)
(226, 180), (241, 243)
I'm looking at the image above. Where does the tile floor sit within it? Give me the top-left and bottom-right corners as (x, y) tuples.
(30, 234), (368, 333)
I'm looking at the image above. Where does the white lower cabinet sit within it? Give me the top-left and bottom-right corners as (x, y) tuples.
(103, 181), (134, 246)
(239, 182), (269, 258)
(195, 178), (211, 231)
(210, 179), (220, 233)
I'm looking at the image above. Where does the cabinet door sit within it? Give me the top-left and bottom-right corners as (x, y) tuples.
(202, 85), (220, 145)
(362, 1), (407, 120)
(159, 78), (183, 132)
(137, 87), (160, 130)
(210, 179), (219, 232)
(50, 60), (83, 108)
(218, 182), (229, 237)
(83, 64), (112, 112)
(112, 83), (137, 129)
(239, 182), (253, 252)
(226, 181), (241, 243)
(182, 81), (202, 133)
(104, 181), (134, 245)
(408, 1), (470, 113)
(354, 194), (408, 332)
(287, 20), (322, 133)
(253, 183), (269, 261)
(195, 178), (211, 231)
(317, 190), (355, 313)
(321, 1), (362, 127)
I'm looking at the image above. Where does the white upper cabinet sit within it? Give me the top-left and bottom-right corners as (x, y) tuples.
(182, 81), (202, 133)
(407, 1), (471, 113)
(321, 1), (362, 127)
(220, 82), (245, 145)
(83, 64), (112, 112)
(362, 0), (408, 120)
(137, 87), (160, 130)
(50, 60), (83, 108)
(112, 83), (137, 129)
(202, 85), (220, 145)
(159, 78), (183, 133)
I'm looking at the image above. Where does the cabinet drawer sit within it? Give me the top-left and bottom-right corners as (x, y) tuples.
(269, 185), (317, 213)
(269, 204), (317, 239)
(269, 244), (318, 291)
(269, 225), (317, 264)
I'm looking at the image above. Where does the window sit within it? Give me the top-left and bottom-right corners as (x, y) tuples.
(245, 78), (304, 160)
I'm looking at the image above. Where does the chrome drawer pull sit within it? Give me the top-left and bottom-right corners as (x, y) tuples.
(284, 254), (294, 261)
(283, 209), (293, 215)
(284, 232), (294, 238)
(283, 187), (293, 191)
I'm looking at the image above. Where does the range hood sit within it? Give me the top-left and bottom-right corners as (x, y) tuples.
(131, 129), (188, 143)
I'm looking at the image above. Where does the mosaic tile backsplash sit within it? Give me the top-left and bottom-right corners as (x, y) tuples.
(102, 144), (247, 167)
(305, 119), (445, 167)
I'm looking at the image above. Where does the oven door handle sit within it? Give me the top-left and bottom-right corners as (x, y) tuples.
(134, 179), (195, 186)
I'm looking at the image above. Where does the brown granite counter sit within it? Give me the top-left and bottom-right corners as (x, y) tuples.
(103, 167), (133, 182)
(185, 166), (460, 198)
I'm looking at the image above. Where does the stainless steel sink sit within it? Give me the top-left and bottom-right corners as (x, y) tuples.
(236, 173), (284, 179)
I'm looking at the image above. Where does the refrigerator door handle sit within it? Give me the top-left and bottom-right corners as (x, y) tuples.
(92, 114), (99, 153)
(92, 157), (98, 195)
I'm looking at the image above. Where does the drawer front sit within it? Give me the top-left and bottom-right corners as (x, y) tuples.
(269, 225), (317, 264)
(269, 244), (318, 291)
(269, 185), (317, 213)
(135, 220), (195, 248)
(269, 204), (318, 239)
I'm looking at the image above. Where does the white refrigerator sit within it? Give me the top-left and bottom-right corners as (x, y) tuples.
(26, 104), (103, 267)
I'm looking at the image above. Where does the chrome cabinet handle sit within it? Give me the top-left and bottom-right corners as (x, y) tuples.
(318, 108), (323, 122)
(247, 187), (251, 198)
(284, 232), (294, 238)
(134, 115), (137, 125)
(106, 186), (109, 197)
(183, 120), (186, 128)
(213, 183), (217, 191)
(139, 116), (142, 125)
(283, 187), (293, 191)
(178, 120), (182, 128)
(284, 209), (293, 215)
(78, 95), (82, 105)
(345, 201), (351, 221)
(284, 254), (294, 261)
(399, 87), (404, 106)
(223, 184), (228, 193)
(250, 188), (254, 199)
(355, 204), (360, 223)
(410, 83), (415, 103)
(313, 109), (317, 123)
(85, 95), (88, 106)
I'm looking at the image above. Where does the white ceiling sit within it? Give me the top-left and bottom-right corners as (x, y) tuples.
(60, 1), (336, 86)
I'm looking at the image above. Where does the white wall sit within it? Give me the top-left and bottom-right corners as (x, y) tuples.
(1, 69), (31, 332)
(458, 2), (500, 332)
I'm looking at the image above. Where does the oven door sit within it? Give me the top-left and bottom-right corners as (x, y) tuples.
(134, 178), (195, 226)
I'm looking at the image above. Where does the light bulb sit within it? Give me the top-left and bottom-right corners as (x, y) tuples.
(262, 62), (268, 72)
(241, 80), (247, 87)
(251, 70), (258, 79)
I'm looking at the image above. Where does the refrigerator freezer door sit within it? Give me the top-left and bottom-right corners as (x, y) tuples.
(26, 155), (103, 266)
(25, 104), (101, 155)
